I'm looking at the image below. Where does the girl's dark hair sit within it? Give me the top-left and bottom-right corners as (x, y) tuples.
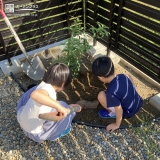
(92, 56), (114, 78)
(43, 63), (72, 88)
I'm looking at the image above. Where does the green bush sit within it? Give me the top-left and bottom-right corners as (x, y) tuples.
(53, 18), (91, 77)
(53, 19), (108, 77)
(90, 22), (108, 39)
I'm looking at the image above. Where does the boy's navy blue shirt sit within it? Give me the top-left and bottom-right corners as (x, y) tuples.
(106, 74), (143, 118)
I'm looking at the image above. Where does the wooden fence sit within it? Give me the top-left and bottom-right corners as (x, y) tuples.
(0, 0), (83, 63)
(0, 0), (160, 83)
(86, 0), (160, 82)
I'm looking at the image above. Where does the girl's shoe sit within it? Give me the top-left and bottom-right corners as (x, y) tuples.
(58, 128), (71, 138)
(98, 109), (116, 118)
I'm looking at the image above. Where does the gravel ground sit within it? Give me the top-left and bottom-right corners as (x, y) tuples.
(0, 68), (160, 160)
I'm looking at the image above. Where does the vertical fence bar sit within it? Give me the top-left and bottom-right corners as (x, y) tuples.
(64, 0), (70, 36)
(107, 0), (115, 56)
(33, 0), (44, 47)
(92, 0), (99, 46)
(0, 32), (12, 65)
(115, 0), (124, 49)
(83, 0), (87, 32)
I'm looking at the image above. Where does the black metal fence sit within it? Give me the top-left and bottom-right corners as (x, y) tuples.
(0, 0), (160, 83)
(0, 0), (83, 62)
(86, 0), (160, 83)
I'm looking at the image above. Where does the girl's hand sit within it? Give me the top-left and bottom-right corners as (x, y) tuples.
(69, 104), (82, 112)
(106, 123), (119, 132)
(57, 112), (66, 121)
(56, 106), (69, 117)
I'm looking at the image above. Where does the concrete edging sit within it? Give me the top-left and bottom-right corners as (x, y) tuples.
(0, 40), (65, 75)
(149, 93), (160, 112)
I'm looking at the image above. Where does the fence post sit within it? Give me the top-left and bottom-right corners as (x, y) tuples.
(0, 32), (12, 65)
(115, 0), (124, 49)
(107, 0), (116, 56)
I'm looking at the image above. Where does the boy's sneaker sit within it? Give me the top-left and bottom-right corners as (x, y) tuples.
(98, 109), (116, 118)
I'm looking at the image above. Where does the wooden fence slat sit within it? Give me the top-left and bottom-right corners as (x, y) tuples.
(118, 44), (160, 75)
(121, 20), (160, 46)
(122, 10), (160, 33)
(118, 37), (160, 65)
(131, 0), (160, 8)
(119, 29), (160, 54)
(115, 45), (160, 82)
(123, 1), (160, 21)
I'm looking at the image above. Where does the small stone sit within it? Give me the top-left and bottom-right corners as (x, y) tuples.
(91, 149), (94, 153)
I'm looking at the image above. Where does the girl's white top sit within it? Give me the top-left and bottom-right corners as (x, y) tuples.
(17, 81), (57, 134)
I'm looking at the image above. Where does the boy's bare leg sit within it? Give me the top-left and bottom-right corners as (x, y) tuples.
(97, 91), (112, 113)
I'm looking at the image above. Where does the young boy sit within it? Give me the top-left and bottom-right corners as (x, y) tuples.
(92, 56), (143, 132)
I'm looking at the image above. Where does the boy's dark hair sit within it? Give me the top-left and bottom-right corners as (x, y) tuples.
(92, 56), (114, 78)
(43, 63), (72, 88)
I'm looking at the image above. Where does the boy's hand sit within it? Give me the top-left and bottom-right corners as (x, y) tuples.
(106, 123), (119, 132)
(69, 104), (82, 112)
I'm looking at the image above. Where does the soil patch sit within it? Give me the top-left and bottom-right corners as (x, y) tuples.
(14, 52), (160, 126)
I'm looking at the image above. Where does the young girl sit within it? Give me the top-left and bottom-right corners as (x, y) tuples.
(16, 63), (80, 143)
